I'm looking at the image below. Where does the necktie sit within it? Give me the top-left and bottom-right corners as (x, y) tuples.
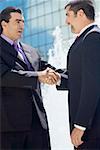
(13, 42), (32, 70)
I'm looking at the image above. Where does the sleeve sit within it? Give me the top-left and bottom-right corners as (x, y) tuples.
(39, 59), (56, 71)
(56, 69), (68, 90)
(0, 57), (38, 89)
(74, 32), (100, 129)
(74, 124), (86, 131)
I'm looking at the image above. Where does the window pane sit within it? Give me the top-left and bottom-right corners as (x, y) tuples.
(45, 14), (53, 29)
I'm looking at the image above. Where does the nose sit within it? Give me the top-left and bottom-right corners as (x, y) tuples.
(20, 21), (24, 30)
(65, 17), (71, 25)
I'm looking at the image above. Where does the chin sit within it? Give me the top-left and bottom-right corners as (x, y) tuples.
(71, 30), (75, 33)
(72, 30), (78, 34)
(71, 28), (75, 33)
(17, 35), (21, 39)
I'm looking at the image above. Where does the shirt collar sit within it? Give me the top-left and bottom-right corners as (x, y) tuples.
(77, 22), (97, 37)
(1, 34), (20, 46)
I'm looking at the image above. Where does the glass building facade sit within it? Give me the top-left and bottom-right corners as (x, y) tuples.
(0, 0), (100, 60)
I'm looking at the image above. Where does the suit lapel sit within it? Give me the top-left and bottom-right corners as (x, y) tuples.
(20, 43), (33, 65)
(15, 57), (28, 70)
(1, 37), (39, 71)
(69, 25), (97, 53)
(0, 37), (17, 58)
(67, 25), (97, 69)
(1, 37), (29, 71)
(14, 42), (34, 71)
(20, 43), (40, 71)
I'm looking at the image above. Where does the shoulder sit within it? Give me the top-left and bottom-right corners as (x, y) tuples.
(82, 27), (100, 56)
(83, 26), (100, 40)
(20, 42), (40, 59)
(20, 42), (38, 53)
(20, 42), (36, 51)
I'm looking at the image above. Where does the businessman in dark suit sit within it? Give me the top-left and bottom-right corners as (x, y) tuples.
(57, 0), (100, 149)
(0, 7), (59, 150)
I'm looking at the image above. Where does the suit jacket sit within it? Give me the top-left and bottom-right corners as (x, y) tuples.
(0, 37), (51, 132)
(57, 25), (100, 141)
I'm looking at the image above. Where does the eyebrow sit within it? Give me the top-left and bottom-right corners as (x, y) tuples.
(16, 19), (24, 22)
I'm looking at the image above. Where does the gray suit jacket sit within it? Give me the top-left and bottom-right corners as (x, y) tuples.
(0, 37), (49, 132)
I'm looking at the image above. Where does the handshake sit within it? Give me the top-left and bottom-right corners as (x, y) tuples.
(38, 67), (60, 85)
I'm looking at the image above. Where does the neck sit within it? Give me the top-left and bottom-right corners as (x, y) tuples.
(81, 19), (94, 30)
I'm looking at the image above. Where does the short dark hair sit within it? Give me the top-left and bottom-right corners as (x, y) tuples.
(0, 7), (22, 34)
(65, 0), (95, 20)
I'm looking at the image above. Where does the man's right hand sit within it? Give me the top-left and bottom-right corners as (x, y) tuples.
(38, 68), (60, 85)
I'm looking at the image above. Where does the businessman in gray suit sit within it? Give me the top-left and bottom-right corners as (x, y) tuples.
(0, 7), (58, 150)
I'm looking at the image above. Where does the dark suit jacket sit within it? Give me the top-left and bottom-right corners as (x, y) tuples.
(0, 37), (52, 132)
(57, 25), (100, 141)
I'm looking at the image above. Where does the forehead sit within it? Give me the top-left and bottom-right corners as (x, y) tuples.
(10, 12), (24, 20)
(65, 6), (74, 15)
(65, 5), (71, 12)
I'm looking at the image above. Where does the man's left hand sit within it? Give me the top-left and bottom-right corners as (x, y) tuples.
(71, 127), (84, 148)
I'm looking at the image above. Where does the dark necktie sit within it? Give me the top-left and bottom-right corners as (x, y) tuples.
(13, 42), (33, 70)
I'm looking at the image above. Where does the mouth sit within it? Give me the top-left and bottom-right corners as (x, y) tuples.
(18, 31), (23, 34)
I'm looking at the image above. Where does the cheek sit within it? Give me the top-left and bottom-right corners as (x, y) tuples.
(8, 27), (18, 39)
(8, 25), (16, 33)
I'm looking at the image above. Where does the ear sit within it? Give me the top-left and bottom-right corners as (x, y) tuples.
(77, 9), (84, 17)
(1, 20), (8, 28)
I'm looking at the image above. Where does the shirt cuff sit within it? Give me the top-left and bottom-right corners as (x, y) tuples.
(56, 79), (61, 85)
(74, 124), (86, 131)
